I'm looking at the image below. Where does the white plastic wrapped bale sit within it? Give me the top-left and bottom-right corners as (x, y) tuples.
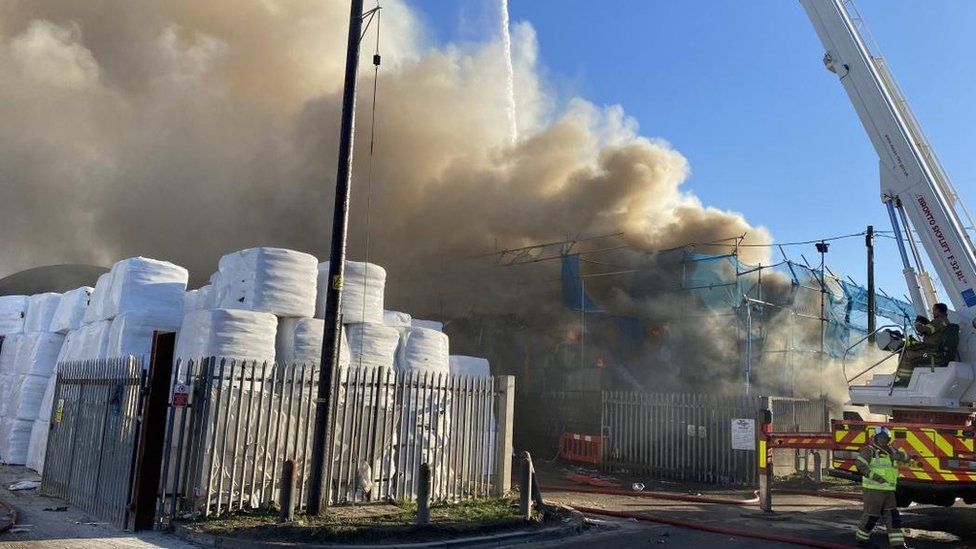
(13, 332), (64, 376)
(1, 332), (64, 421)
(410, 319), (443, 332)
(0, 335), (22, 409)
(107, 311), (181, 362)
(50, 287), (92, 334)
(106, 257), (188, 322)
(3, 374), (50, 420)
(26, 359), (61, 474)
(345, 323), (399, 370)
(382, 310), (412, 328)
(0, 296), (28, 335)
(0, 374), (13, 418)
(276, 317), (350, 365)
(448, 355), (491, 378)
(0, 332), (19, 373)
(183, 290), (199, 316)
(83, 272), (113, 324)
(0, 333), (20, 373)
(396, 327), (449, 375)
(214, 248), (318, 317)
(197, 284), (216, 309)
(37, 375), (57, 422)
(174, 309), (277, 365)
(0, 417), (34, 465)
(26, 419), (48, 473)
(24, 293), (62, 333)
(316, 261), (385, 325)
(394, 328), (451, 497)
(57, 320), (111, 363)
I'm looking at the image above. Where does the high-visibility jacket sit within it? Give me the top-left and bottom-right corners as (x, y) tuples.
(856, 444), (908, 492)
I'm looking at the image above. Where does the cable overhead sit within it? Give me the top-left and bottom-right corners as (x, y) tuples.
(358, 1), (382, 366)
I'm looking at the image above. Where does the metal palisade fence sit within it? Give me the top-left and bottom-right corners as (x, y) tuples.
(158, 358), (513, 523)
(769, 397), (831, 434)
(42, 357), (146, 528)
(601, 392), (760, 486)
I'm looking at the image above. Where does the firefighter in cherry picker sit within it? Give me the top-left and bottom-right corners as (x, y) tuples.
(854, 426), (914, 548)
(894, 302), (955, 386)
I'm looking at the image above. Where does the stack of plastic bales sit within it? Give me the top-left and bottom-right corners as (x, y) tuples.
(176, 247), (317, 507)
(177, 247), (314, 365)
(67, 258), (189, 368)
(22, 257), (188, 473)
(0, 293), (63, 465)
(96, 258), (188, 361)
(394, 325), (452, 496)
(312, 261), (396, 500)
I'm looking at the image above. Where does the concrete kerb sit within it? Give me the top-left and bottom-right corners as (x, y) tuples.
(170, 505), (586, 549)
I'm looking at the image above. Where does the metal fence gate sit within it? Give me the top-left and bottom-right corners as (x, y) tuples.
(601, 392), (832, 486)
(158, 358), (513, 523)
(601, 392), (759, 485)
(41, 357), (146, 528)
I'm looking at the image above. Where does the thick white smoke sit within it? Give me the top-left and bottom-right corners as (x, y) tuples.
(0, 1), (771, 279)
(0, 2), (827, 400)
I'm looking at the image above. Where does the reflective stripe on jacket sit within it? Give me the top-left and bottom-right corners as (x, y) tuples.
(856, 444), (903, 492)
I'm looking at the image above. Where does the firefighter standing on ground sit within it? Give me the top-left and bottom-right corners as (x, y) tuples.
(854, 426), (913, 548)
(895, 302), (949, 385)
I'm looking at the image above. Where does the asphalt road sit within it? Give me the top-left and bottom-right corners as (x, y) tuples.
(518, 515), (800, 548)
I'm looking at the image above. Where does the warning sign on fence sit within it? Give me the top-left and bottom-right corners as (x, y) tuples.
(731, 418), (755, 451)
(172, 383), (190, 407)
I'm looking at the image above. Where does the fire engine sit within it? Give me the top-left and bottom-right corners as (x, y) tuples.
(791, 0), (976, 507)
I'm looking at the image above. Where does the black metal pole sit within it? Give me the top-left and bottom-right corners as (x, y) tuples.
(815, 241), (829, 399)
(308, 0), (365, 516)
(866, 225), (876, 343)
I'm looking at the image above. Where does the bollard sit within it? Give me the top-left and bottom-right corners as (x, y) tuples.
(531, 471), (545, 509)
(813, 451), (823, 483)
(279, 460), (296, 523)
(519, 451), (533, 519)
(417, 463), (431, 526)
(527, 454), (544, 508)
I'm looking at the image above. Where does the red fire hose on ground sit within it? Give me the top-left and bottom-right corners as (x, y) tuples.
(539, 483), (761, 505)
(541, 483), (860, 505)
(539, 482), (863, 548)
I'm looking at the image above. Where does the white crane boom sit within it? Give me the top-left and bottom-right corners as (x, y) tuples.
(799, 0), (976, 362)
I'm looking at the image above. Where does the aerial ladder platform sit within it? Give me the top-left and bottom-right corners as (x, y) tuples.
(759, 0), (976, 508)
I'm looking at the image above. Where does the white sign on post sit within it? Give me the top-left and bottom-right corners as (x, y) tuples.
(731, 418), (755, 451)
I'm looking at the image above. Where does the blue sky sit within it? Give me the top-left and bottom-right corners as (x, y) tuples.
(405, 0), (976, 304)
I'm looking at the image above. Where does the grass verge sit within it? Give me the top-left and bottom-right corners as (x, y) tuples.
(182, 497), (564, 545)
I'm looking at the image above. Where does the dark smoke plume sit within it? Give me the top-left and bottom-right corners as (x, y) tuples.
(4, 2), (865, 404)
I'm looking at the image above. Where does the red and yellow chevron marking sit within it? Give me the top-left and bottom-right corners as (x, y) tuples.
(897, 456), (976, 482)
(938, 429), (975, 454)
(893, 428), (973, 459)
(768, 433), (833, 450)
(833, 459), (858, 473)
(830, 421), (976, 485)
(834, 427), (867, 448)
(835, 456), (976, 483)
